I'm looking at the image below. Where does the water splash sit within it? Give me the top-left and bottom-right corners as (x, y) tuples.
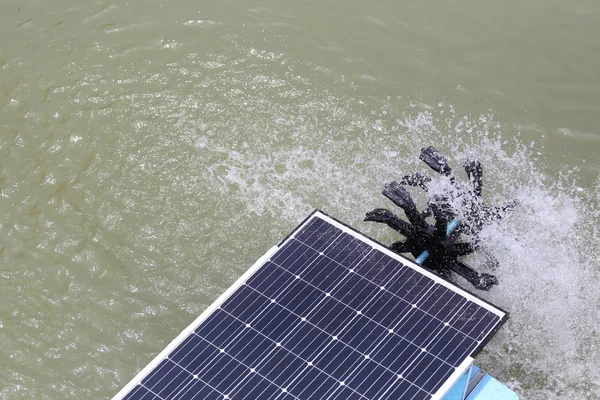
(181, 93), (599, 397)
(143, 39), (600, 397)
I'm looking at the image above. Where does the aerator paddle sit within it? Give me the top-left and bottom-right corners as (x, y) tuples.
(365, 146), (514, 290)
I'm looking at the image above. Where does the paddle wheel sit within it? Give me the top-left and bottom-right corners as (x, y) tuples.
(365, 146), (516, 290)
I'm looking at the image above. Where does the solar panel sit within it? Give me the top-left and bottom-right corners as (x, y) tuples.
(112, 210), (507, 400)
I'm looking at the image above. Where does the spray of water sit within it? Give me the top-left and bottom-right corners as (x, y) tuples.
(182, 100), (598, 398)
(166, 43), (599, 398)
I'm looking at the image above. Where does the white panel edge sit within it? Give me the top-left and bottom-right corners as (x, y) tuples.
(111, 243), (281, 399)
(430, 357), (474, 400)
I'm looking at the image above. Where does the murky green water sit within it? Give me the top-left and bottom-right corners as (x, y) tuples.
(1, 0), (599, 399)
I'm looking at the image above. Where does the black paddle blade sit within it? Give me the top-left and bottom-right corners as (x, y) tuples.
(382, 182), (428, 231)
(450, 261), (498, 290)
(420, 146), (452, 176)
(364, 208), (395, 222)
(364, 208), (414, 237)
(382, 181), (414, 210)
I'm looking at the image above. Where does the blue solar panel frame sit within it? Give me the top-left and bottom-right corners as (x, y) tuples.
(112, 210), (507, 400)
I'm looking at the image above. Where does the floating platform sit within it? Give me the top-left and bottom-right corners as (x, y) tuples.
(112, 210), (518, 400)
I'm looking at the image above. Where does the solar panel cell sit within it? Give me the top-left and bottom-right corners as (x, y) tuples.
(363, 291), (410, 328)
(123, 386), (153, 400)
(257, 348), (304, 385)
(256, 306), (299, 342)
(431, 293), (467, 323)
(405, 352), (446, 391)
(142, 360), (193, 399)
(377, 336), (421, 373)
(247, 262), (293, 296)
(302, 259), (347, 293)
(276, 280), (322, 316)
(348, 362), (395, 398)
(428, 327), (476, 366)
(232, 372), (279, 399)
(171, 334), (218, 375)
(178, 379), (219, 400)
(330, 385), (365, 400)
(113, 211), (506, 400)
(339, 316), (387, 354)
(381, 378), (429, 400)
(314, 340), (360, 376)
(294, 219), (336, 252)
(292, 367), (337, 398)
(309, 298), (355, 333)
(194, 312), (244, 347)
(285, 321), (330, 360)
(270, 241), (319, 275)
(327, 233), (371, 268)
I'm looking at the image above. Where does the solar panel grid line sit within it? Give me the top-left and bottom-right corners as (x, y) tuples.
(217, 300), (371, 400)
(236, 260), (438, 397)
(277, 235), (499, 347)
(245, 259), (445, 379)
(189, 332), (294, 400)
(228, 278), (429, 399)
(114, 211), (507, 400)
(270, 241), (490, 368)
(189, 322), (279, 398)
(247, 250), (474, 396)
